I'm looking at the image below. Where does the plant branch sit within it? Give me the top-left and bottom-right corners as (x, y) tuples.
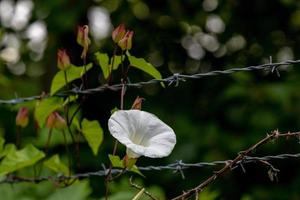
(129, 177), (158, 200)
(105, 82), (127, 199)
(171, 130), (300, 200)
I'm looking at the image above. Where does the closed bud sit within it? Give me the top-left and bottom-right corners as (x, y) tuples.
(46, 112), (67, 130)
(131, 96), (145, 110)
(77, 25), (91, 59)
(16, 107), (29, 128)
(112, 24), (126, 43)
(118, 30), (134, 51)
(57, 49), (71, 70)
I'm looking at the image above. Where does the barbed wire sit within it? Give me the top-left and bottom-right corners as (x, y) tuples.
(0, 152), (299, 184)
(171, 130), (300, 199)
(0, 59), (299, 105)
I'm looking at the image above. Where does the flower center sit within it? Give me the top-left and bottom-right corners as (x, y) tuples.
(129, 131), (149, 147)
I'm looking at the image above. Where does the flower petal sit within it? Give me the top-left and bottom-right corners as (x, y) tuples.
(108, 110), (176, 158)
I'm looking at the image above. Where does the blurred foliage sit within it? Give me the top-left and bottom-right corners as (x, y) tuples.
(0, 180), (91, 200)
(0, 0), (300, 199)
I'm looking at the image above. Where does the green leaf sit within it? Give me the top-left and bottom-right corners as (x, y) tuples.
(34, 97), (63, 127)
(108, 155), (123, 168)
(95, 53), (123, 79)
(100, 191), (136, 200)
(33, 127), (73, 148)
(108, 155), (144, 177)
(0, 137), (4, 153)
(63, 95), (78, 106)
(112, 55), (122, 70)
(0, 144), (16, 159)
(95, 52), (110, 79)
(127, 54), (164, 87)
(81, 119), (103, 156)
(44, 154), (69, 175)
(0, 144), (45, 176)
(46, 180), (91, 200)
(50, 63), (93, 95)
(130, 165), (145, 177)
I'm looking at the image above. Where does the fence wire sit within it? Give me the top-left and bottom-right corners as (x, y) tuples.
(1, 153), (299, 184)
(1, 59), (300, 105)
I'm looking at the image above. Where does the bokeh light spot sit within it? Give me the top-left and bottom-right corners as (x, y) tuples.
(88, 6), (112, 41)
(205, 14), (225, 34)
(132, 2), (150, 20)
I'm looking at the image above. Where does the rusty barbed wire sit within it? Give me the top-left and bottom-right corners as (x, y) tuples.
(0, 153), (299, 184)
(0, 59), (299, 105)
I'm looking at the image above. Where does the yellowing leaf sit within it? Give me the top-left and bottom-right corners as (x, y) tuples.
(34, 97), (63, 127)
(81, 119), (103, 156)
(0, 144), (45, 176)
(50, 64), (93, 95)
(44, 154), (69, 175)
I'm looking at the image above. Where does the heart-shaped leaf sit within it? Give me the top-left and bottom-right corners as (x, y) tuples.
(81, 119), (103, 156)
(34, 97), (63, 127)
(44, 154), (69, 175)
(95, 52), (110, 79)
(50, 63), (93, 95)
(0, 144), (45, 176)
(127, 54), (164, 87)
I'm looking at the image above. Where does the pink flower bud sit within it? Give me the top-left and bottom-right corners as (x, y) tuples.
(112, 24), (126, 43)
(131, 96), (145, 110)
(46, 112), (67, 130)
(57, 49), (71, 70)
(46, 112), (56, 129)
(76, 25), (91, 59)
(16, 107), (29, 128)
(117, 30), (134, 51)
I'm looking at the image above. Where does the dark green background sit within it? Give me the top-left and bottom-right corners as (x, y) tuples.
(0, 0), (300, 199)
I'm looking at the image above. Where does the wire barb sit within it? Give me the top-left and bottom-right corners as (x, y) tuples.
(0, 153), (299, 185)
(1, 59), (300, 105)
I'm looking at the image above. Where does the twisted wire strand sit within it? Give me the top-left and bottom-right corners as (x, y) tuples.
(1, 153), (299, 184)
(1, 59), (299, 105)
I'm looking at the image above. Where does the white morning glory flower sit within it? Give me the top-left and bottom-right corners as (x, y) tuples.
(108, 110), (176, 158)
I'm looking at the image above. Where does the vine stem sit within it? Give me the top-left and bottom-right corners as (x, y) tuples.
(130, 177), (158, 200)
(44, 128), (53, 154)
(62, 130), (71, 176)
(63, 70), (77, 171)
(16, 126), (21, 148)
(171, 130), (300, 200)
(34, 128), (53, 177)
(76, 54), (90, 167)
(105, 82), (126, 200)
(108, 45), (117, 84)
(82, 56), (88, 89)
(104, 44), (128, 199)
